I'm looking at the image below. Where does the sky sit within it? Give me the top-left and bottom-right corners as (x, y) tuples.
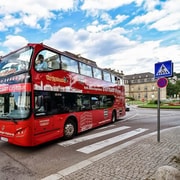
(0, 0), (180, 75)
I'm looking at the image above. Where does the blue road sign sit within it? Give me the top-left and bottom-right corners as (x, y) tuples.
(154, 60), (173, 79)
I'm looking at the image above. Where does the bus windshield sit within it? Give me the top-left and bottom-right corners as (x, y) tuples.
(0, 46), (33, 77)
(0, 92), (30, 120)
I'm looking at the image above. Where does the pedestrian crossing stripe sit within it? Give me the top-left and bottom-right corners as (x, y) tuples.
(156, 64), (170, 76)
(58, 126), (149, 154)
(77, 128), (148, 154)
(58, 126), (130, 147)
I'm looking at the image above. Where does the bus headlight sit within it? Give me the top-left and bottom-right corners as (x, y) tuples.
(16, 128), (25, 137)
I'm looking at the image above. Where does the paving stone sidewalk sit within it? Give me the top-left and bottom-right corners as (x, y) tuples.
(56, 126), (180, 180)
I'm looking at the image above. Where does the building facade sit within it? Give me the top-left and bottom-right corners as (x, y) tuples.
(124, 72), (167, 101)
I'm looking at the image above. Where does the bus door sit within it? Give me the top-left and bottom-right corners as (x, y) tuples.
(34, 94), (57, 135)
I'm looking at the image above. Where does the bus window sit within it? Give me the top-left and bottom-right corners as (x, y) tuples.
(62, 93), (79, 112)
(99, 95), (114, 108)
(91, 95), (100, 109)
(103, 71), (111, 82)
(35, 50), (60, 71)
(35, 91), (81, 116)
(92, 67), (102, 80)
(0, 47), (32, 76)
(0, 92), (30, 119)
(111, 74), (116, 83)
(35, 93), (50, 115)
(61, 55), (79, 73)
(47, 54), (60, 70)
(79, 62), (92, 77)
(115, 77), (124, 85)
(77, 94), (91, 111)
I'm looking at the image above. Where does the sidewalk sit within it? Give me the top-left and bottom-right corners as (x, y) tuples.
(43, 126), (180, 180)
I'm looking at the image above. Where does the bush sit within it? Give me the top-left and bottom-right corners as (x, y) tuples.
(148, 100), (161, 104)
(125, 96), (135, 101)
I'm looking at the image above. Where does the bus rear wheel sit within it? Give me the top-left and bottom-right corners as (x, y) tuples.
(64, 119), (76, 140)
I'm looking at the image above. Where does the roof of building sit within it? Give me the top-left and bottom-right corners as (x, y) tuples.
(124, 72), (154, 80)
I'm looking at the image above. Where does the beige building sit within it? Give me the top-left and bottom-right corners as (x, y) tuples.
(124, 72), (167, 101)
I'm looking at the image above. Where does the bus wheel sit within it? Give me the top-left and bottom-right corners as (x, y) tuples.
(111, 111), (116, 123)
(64, 119), (76, 140)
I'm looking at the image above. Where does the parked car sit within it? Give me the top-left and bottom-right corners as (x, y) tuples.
(125, 103), (130, 111)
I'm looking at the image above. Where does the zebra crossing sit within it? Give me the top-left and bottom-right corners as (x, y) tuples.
(58, 126), (148, 154)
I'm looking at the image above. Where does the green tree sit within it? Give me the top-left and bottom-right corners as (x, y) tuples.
(175, 80), (180, 96)
(167, 79), (180, 98)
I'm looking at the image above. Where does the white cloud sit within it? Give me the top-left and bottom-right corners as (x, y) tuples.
(45, 26), (135, 56)
(150, 12), (180, 31)
(21, 14), (41, 29)
(81, 0), (134, 10)
(130, 0), (180, 31)
(143, 0), (160, 11)
(0, 0), (179, 75)
(108, 41), (180, 74)
(130, 9), (166, 24)
(80, 0), (136, 17)
(0, 14), (21, 31)
(0, 0), (75, 30)
(3, 35), (28, 52)
(0, 0), (75, 14)
(44, 27), (77, 50)
(14, 27), (22, 34)
(86, 23), (107, 33)
(100, 13), (128, 27)
(44, 25), (180, 74)
(86, 13), (128, 33)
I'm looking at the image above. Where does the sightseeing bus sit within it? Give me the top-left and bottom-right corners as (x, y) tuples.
(0, 43), (126, 146)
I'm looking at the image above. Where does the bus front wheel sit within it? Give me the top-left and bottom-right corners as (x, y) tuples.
(64, 119), (76, 140)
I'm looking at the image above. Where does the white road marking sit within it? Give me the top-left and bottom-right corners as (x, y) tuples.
(97, 124), (116, 130)
(77, 128), (148, 154)
(58, 126), (130, 147)
(42, 127), (180, 180)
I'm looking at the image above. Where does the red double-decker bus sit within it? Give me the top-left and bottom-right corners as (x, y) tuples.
(0, 43), (125, 146)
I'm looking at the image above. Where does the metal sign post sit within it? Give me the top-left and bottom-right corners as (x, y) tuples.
(157, 87), (160, 142)
(156, 78), (168, 142)
(155, 60), (173, 143)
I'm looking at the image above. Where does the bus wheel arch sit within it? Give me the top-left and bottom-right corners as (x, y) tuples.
(111, 110), (117, 123)
(63, 116), (77, 140)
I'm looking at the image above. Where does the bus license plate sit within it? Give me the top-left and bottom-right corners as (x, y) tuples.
(0, 137), (8, 142)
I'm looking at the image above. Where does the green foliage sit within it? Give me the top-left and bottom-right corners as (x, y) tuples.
(148, 100), (161, 105)
(167, 79), (180, 97)
(138, 104), (180, 109)
(125, 96), (135, 101)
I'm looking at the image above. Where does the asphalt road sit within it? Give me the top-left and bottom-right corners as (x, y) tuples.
(0, 106), (180, 179)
